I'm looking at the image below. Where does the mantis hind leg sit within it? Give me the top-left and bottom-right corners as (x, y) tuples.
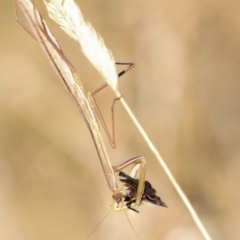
(89, 62), (135, 148)
(14, 0), (37, 40)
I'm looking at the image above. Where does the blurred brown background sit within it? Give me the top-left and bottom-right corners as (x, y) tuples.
(1, 0), (240, 239)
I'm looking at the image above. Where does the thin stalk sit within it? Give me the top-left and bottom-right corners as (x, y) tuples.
(35, 0), (212, 239)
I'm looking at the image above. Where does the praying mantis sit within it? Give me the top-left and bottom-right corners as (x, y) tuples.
(15, 0), (167, 213)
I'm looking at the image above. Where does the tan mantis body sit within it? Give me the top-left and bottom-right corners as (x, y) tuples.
(15, 0), (148, 210)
